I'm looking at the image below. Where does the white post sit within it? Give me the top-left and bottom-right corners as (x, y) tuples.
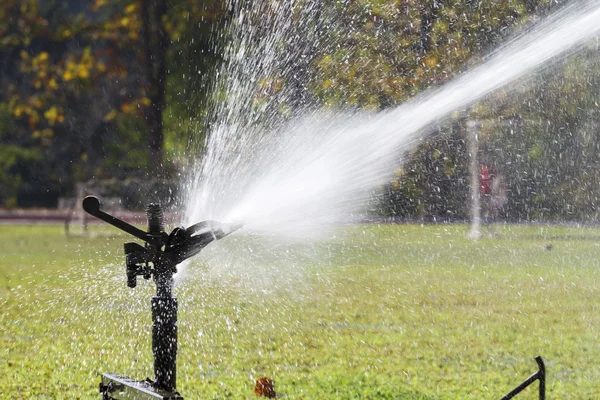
(467, 120), (481, 239)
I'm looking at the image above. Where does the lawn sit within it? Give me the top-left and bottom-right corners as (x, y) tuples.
(1, 223), (600, 399)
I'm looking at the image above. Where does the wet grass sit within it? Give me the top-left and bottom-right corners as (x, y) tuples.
(2, 223), (600, 399)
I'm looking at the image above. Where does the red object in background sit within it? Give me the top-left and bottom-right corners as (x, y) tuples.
(480, 165), (491, 195)
(255, 376), (276, 398)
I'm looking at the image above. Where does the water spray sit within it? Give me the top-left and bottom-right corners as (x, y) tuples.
(83, 196), (240, 399)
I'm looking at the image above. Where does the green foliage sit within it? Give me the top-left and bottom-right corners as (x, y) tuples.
(381, 119), (469, 220)
(310, 0), (563, 218)
(0, 0), (229, 206)
(0, 144), (41, 208)
(313, 0), (552, 109)
(107, 115), (151, 175)
(2, 0), (599, 219)
(0, 104), (42, 207)
(480, 43), (600, 220)
(308, 0), (600, 221)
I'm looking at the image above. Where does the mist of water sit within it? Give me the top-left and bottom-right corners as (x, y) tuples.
(183, 0), (600, 242)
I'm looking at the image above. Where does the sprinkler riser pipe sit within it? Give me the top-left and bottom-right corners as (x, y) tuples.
(146, 202), (179, 393)
(156, 271), (174, 298)
(152, 296), (178, 393)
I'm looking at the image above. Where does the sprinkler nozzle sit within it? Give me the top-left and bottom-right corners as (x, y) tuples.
(166, 221), (242, 264)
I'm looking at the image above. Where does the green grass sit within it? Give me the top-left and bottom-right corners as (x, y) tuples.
(2, 223), (600, 399)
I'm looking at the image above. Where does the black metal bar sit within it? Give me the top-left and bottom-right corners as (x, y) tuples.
(152, 296), (178, 393)
(83, 196), (158, 245)
(536, 356), (545, 400)
(500, 356), (545, 400)
(146, 204), (178, 393)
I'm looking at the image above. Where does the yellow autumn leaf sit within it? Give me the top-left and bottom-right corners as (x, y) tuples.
(30, 96), (43, 108)
(78, 67), (90, 79)
(44, 107), (59, 126)
(120, 102), (134, 114)
(103, 110), (118, 122)
(13, 105), (25, 117)
(41, 128), (54, 137)
(28, 111), (40, 128)
(424, 55), (438, 68)
(48, 78), (59, 90)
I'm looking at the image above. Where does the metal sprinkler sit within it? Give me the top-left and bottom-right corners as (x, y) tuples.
(83, 196), (240, 400)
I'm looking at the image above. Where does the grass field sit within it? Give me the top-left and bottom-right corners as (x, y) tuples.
(2, 223), (600, 399)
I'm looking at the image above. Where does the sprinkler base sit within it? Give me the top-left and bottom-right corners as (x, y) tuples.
(99, 373), (184, 400)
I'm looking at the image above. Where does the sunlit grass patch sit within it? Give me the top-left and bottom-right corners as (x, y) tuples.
(1, 223), (599, 398)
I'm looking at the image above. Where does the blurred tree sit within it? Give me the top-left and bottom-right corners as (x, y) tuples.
(92, 0), (229, 166)
(314, 0), (560, 108)
(481, 43), (600, 221)
(382, 116), (469, 220)
(0, 0), (148, 205)
(312, 0), (565, 219)
(2, 0), (593, 219)
(140, 0), (168, 166)
(0, 0), (228, 207)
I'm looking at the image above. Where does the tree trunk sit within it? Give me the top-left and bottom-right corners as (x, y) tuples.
(141, 0), (169, 168)
(419, 1), (439, 55)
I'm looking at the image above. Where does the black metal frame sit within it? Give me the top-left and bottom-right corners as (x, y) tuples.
(500, 356), (545, 400)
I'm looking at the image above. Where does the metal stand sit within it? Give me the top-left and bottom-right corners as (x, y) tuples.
(84, 196), (240, 400)
(500, 356), (545, 400)
(146, 204), (178, 393)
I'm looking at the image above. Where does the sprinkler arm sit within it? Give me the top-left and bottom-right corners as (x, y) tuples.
(82, 196), (164, 246)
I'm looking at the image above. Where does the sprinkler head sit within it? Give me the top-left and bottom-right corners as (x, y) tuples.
(163, 219), (242, 266)
(82, 196), (241, 287)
